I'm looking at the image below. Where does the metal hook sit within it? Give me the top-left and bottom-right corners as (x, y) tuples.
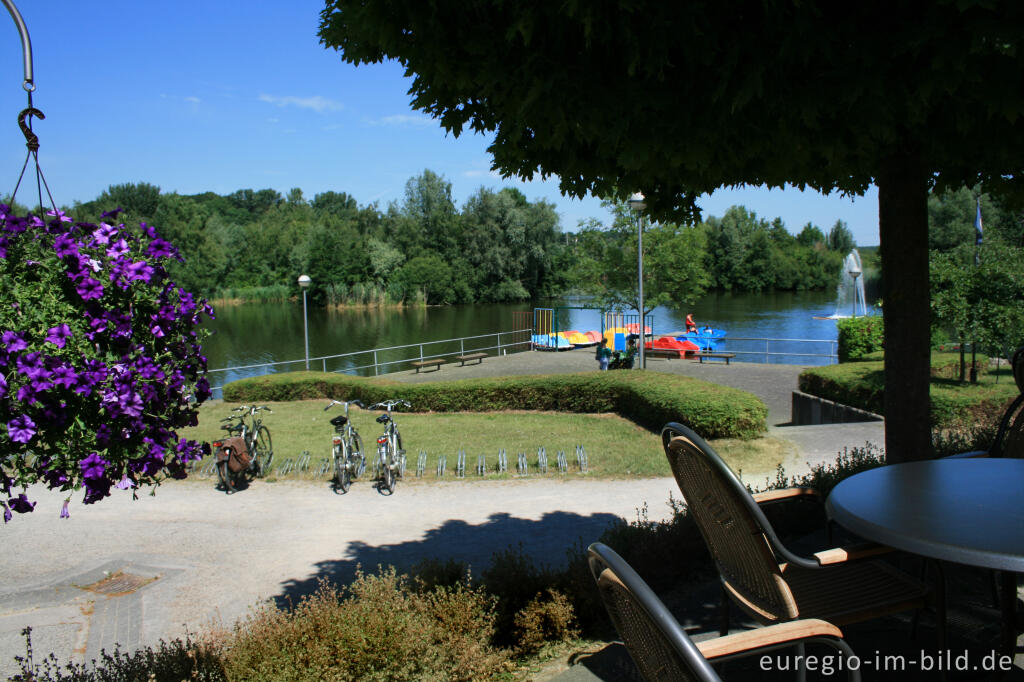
(2, 0), (34, 91)
(18, 106), (43, 152)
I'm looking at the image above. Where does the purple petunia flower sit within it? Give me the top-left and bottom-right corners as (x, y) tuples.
(54, 233), (79, 258)
(75, 277), (104, 300)
(126, 260), (155, 283)
(50, 364), (78, 388)
(46, 208), (72, 223)
(106, 238), (130, 258)
(44, 466), (68, 489)
(115, 473), (134, 490)
(0, 235), (7, 259)
(83, 476), (112, 505)
(80, 452), (107, 480)
(45, 324), (73, 348)
(2, 502), (10, 523)
(146, 238), (178, 259)
(0, 374), (6, 398)
(60, 499), (70, 519)
(2, 330), (27, 352)
(7, 415), (36, 443)
(8, 493), (35, 513)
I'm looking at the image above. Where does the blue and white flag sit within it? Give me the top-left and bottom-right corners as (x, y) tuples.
(975, 199), (983, 247)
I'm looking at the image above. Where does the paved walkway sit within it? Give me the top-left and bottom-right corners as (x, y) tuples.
(0, 350), (886, 678)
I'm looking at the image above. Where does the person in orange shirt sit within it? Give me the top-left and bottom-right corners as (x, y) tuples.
(685, 313), (697, 333)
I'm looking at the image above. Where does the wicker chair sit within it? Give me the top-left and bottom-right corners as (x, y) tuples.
(660, 422), (930, 640)
(946, 346), (1024, 460)
(588, 542), (861, 681)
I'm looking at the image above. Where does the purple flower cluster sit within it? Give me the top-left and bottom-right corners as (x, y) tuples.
(0, 206), (213, 521)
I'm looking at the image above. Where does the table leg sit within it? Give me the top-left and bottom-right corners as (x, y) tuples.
(998, 570), (1020, 656)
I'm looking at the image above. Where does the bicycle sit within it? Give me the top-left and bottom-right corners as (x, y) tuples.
(369, 400), (409, 494)
(324, 399), (365, 493)
(212, 405), (273, 493)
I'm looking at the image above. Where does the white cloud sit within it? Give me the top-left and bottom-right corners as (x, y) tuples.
(259, 93), (344, 113)
(365, 113), (435, 128)
(184, 96), (201, 104)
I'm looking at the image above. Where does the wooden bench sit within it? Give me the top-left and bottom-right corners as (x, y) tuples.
(456, 352), (488, 366)
(411, 358), (446, 373)
(696, 352), (736, 365)
(645, 348), (683, 360)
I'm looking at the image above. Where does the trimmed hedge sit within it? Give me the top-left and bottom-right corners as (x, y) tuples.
(799, 352), (1015, 429)
(836, 316), (884, 361)
(222, 371), (768, 440)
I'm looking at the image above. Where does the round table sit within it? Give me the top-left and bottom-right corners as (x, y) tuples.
(827, 458), (1024, 653)
(826, 459), (1024, 572)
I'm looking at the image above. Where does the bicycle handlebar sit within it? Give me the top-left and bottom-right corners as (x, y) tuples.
(324, 399), (364, 411)
(369, 400), (411, 412)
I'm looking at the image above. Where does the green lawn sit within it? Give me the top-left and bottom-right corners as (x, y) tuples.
(181, 400), (790, 481)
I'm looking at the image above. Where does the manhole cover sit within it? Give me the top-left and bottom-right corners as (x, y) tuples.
(81, 571), (156, 596)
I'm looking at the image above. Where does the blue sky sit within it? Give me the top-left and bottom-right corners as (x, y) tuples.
(1, 1), (880, 245)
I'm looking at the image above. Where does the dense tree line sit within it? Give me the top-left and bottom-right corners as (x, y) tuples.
(53, 171), (859, 309)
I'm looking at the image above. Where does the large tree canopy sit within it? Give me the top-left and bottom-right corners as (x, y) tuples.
(320, 1), (1024, 462)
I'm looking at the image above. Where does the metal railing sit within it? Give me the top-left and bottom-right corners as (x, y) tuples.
(703, 336), (838, 364)
(207, 328), (532, 398)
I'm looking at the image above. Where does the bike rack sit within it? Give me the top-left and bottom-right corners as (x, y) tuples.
(416, 450), (427, 477)
(455, 449), (466, 478)
(436, 454), (446, 477)
(537, 446), (548, 474)
(497, 448), (508, 474)
(516, 452), (528, 476)
(575, 445), (589, 473)
(297, 451), (311, 472)
(556, 450), (568, 474)
(476, 454), (487, 476)
(316, 458), (331, 477)
(279, 458), (295, 475)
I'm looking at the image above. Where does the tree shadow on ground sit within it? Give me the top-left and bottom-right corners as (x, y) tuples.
(272, 509), (622, 608)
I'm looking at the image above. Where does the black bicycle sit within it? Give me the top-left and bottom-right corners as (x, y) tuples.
(324, 399), (365, 493)
(369, 400), (409, 494)
(212, 405), (273, 493)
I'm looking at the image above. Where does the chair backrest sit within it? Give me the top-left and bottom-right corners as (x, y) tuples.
(661, 423), (800, 622)
(989, 347), (1024, 458)
(1014, 346), (1024, 394)
(588, 542), (723, 682)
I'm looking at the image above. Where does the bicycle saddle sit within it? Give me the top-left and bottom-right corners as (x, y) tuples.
(376, 413), (390, 424)
(330, 415), (348, 427)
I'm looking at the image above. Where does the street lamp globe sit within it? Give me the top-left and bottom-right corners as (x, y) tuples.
(627, 192), (646, 212)
(298, 274), (311, 288)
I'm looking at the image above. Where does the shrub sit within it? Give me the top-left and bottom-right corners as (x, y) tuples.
(9, 627), (224, 681)
(512, 589), (580, 656)
(836, 315), (884, 361)
(221, 572), (510, 681)
(223, 370), (768, 440)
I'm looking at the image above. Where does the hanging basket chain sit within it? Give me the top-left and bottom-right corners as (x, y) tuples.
(4, 0), (56, 215)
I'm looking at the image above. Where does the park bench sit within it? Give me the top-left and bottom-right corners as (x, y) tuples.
(645, 348), (683, 360)
(456, 352), (488, 366)
(411, 358), (446, 373)
(696, 352), (736, 365)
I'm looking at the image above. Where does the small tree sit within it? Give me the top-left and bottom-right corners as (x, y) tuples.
(1, 207), (212, 521)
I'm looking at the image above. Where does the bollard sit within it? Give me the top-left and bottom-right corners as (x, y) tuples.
(537, 446), (548, 474)
(476, 454), (487, 476)
(497, 448), (508, 474)
(416, 450), (427, 477)
(517, 452), (528, 475)
(456, 449), (466, 478)
(556, 450), (568, 474)
(436, 454), (447, 477)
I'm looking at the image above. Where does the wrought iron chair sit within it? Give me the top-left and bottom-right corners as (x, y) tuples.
(946, 346), (1024, 460)
(660, 422), (933, 642)
(588, 542), (861, 681)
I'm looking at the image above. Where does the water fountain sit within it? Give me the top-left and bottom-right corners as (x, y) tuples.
(826, 249), (868, 319)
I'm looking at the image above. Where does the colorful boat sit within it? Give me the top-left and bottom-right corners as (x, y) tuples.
(646, 336), (700, 358)
(676, 328), (727, 352)
(531, 333), (574, 350)
(563, 330), (597, 346)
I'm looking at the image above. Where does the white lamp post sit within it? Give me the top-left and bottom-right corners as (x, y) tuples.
(298, 274), (311, 370)
(628, 192), (646, 369)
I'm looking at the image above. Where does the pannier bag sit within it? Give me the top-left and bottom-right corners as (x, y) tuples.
(220, 436), (251, 473)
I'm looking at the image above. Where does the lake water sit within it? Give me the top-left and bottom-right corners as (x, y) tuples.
(202, 290), (880, 391)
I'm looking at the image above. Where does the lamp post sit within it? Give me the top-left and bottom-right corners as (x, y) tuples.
(298, 274), (311, 370)
(628, 192), (646, 369)
(847, 260), (862, 319)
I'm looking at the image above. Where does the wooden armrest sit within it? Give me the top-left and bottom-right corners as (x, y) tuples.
(942, 450), (989, 459)
(696, 619), (843, 660)
(752, 487), (822, 506)
(812, 542), (893, 565)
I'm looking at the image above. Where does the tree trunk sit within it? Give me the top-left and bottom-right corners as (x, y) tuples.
(878, 153), (933, 463)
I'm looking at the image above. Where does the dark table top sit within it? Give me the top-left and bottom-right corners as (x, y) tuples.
(826, 459), (1024, 572)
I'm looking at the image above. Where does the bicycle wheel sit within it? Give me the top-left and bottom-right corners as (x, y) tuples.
(334, 442), (352, 493)
(380, 443), (396, 494)
(217, 458), (238, 493)
(393, 430), (405, 479)
(349, 431), (366, 478)
(253, 426), (273, 478)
